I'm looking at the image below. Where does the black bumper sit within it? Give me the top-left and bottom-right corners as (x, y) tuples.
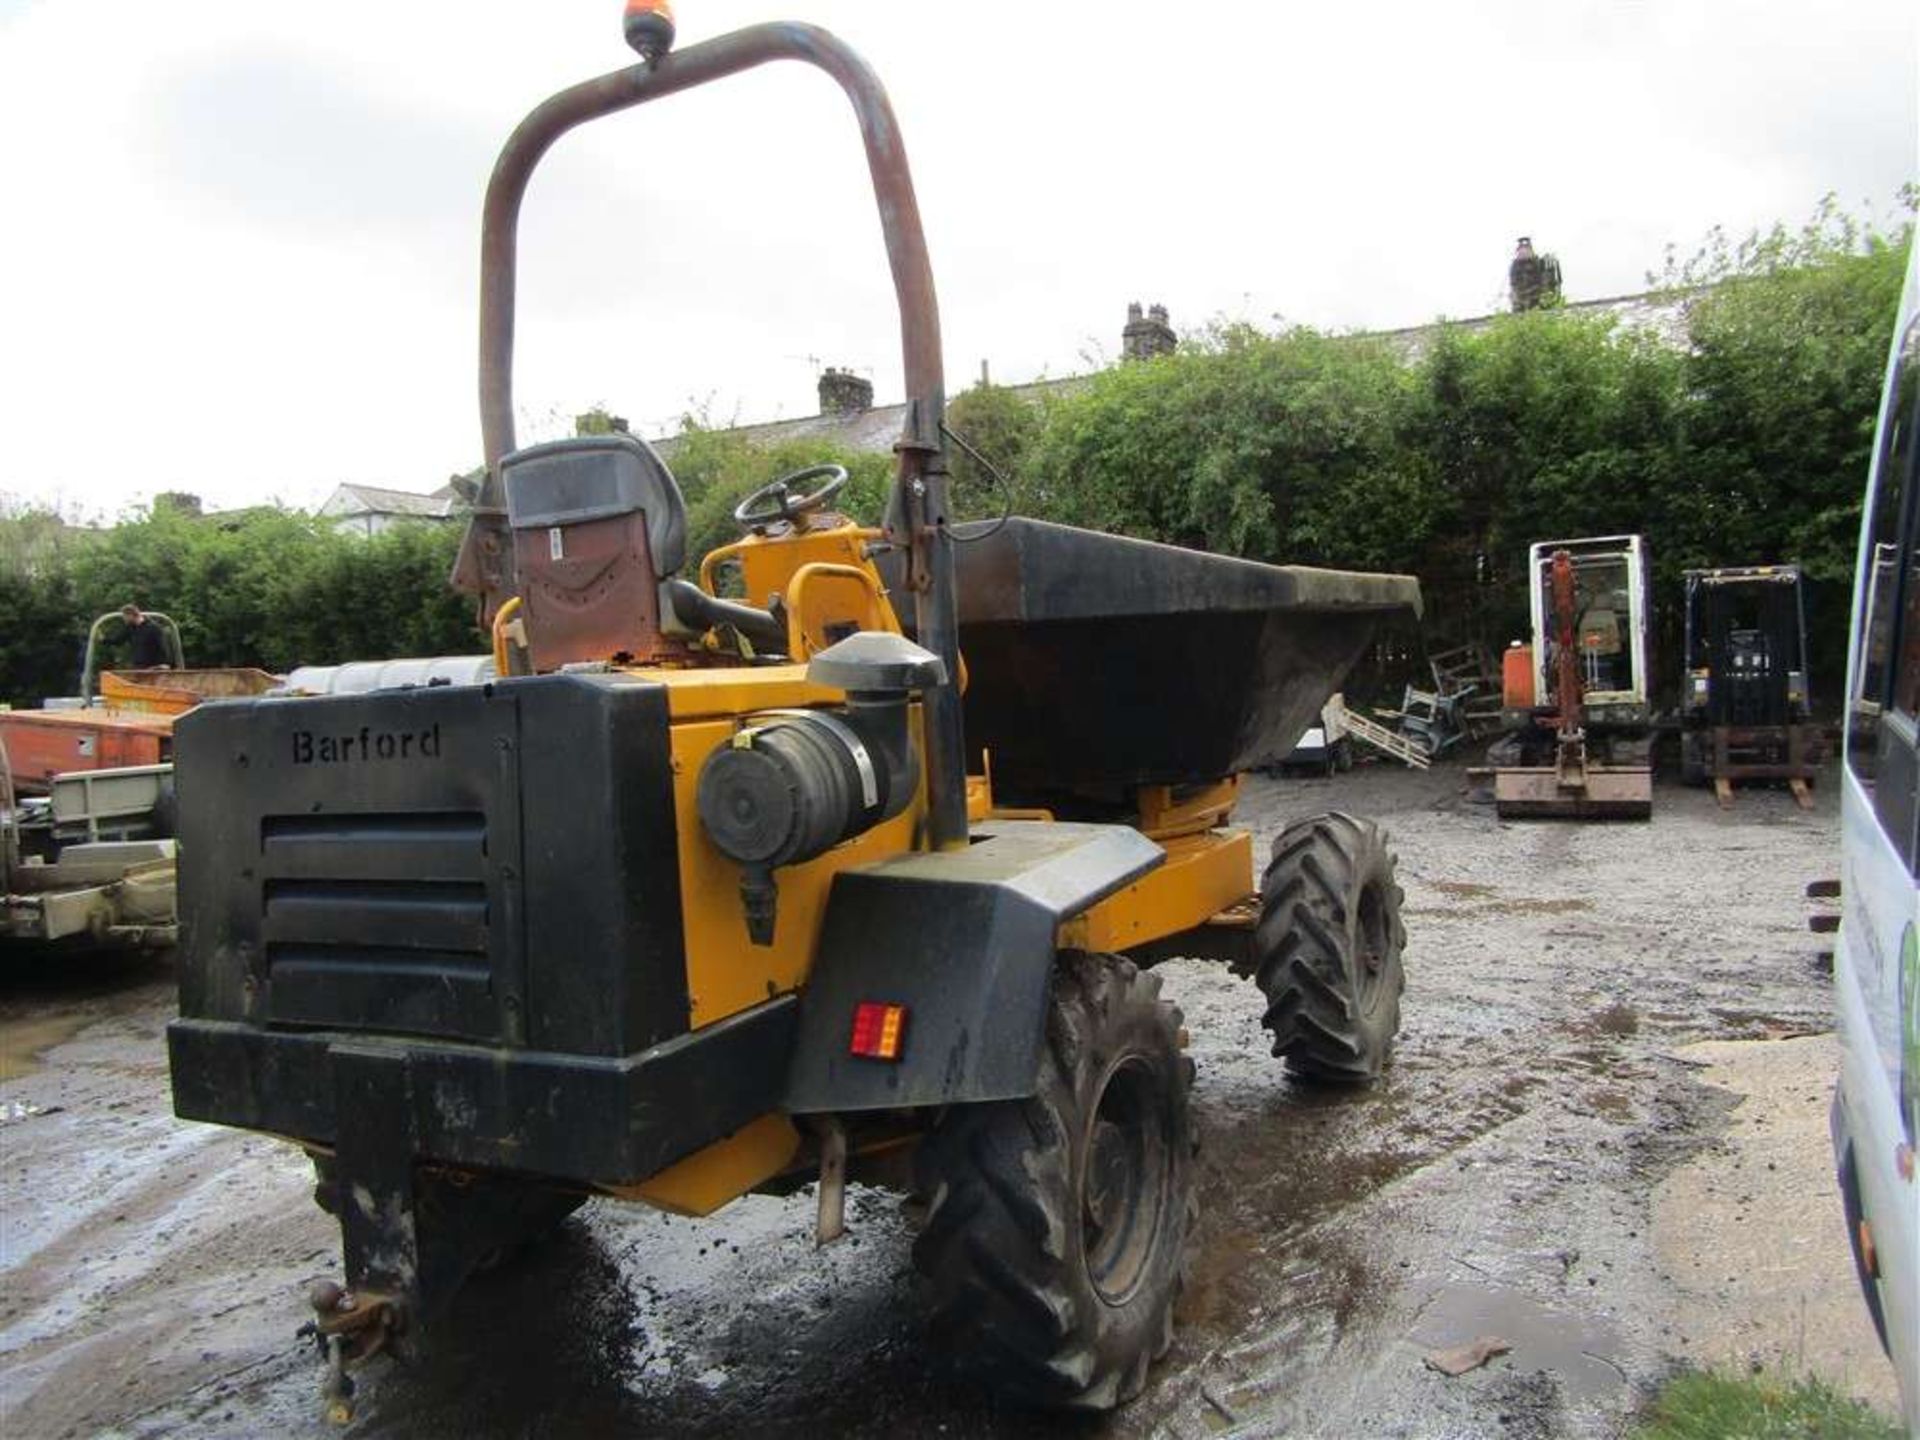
(168, 995), (796, 1186)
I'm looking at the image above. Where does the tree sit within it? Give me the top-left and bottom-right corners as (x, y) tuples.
(664, 420), (893, 567)
(1404, 309), (1686, 639)
(1666, 194), (1913, 582)
(1021, 321), (1429, 568)
(573, 406), (630, 437)
(0, 502), (480, 705)
(0, 501), (83, 577)
(943, 381), (1043, 520)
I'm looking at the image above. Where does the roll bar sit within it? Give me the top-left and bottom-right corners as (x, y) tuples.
(451, 22), (967, 848)
(81, 610), (185, 703)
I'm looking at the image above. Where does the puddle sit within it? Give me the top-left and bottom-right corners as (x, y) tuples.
(1584, 1087), (1633, 1120)
(1706, 1007), (1821, 1038)
(0, 954), (170, 1080)
(0, 1011), (96, 1080)
(1482, 897), (1594, 917)
(1559, 1007), (1643, 1046)
(1409, 893), (1595, 920)
(1173, 1220), (1388, 1435)
(1592, 1003), (1639, 1038)
(1411, 1281), (1628, 1409)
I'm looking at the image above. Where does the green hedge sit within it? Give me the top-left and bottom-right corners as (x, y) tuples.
(0, 508), (477, 706)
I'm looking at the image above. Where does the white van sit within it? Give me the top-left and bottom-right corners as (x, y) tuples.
(1835, 238), (1920, 1429)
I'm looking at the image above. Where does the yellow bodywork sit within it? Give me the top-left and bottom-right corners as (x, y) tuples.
(610, 1114), (803, 1216)
(666, 701), (925, 1028)
(98, 667), (280, 716)
(1061, 829), (1254, 956)
(701, 524), (890, 647)
(543, 519), (1257, 1206)
(1065, 780), (1253, 952)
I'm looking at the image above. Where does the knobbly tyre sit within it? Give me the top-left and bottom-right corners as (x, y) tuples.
(165, 5), (1422, 1419)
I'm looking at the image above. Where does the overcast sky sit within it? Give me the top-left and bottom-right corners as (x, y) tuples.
(1, 0), (1913, 521)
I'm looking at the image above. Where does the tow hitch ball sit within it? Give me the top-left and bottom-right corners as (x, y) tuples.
(297, 1280), (400, 1425)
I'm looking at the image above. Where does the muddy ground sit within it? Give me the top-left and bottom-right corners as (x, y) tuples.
(0, 761), (1894, 1438)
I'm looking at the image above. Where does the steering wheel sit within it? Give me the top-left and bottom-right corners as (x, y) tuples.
(733, 464), (849, 532)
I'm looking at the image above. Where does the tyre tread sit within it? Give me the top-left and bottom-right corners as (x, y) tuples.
(1253, 811), (1407, 1083)
(912, 953), (1194, 1409)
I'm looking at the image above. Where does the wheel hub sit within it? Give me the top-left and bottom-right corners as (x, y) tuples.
(1086, 1120), (1129, 1233)
(1081, 1056), (1170, 1306)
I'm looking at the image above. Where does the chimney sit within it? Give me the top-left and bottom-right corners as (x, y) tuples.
(818, 366), (874, 415)
(1508, 237), (1563, 312)
(1121, 300), (1176, 361)
(574, 410), (630, 436)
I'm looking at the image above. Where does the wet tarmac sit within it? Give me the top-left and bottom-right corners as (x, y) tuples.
(0, 763), (1850, 1438)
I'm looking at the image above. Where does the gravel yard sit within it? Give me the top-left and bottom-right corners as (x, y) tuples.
(0, 759), (1894, 1438)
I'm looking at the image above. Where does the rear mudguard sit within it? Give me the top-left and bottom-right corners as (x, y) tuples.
(784, 820), (1162, 1113)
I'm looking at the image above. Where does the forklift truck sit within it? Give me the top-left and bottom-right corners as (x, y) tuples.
(1679, 564), (1821, 807)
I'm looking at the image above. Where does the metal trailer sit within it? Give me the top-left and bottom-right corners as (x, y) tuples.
(1, 737), (177, 948)
(0, 610), (277, 795)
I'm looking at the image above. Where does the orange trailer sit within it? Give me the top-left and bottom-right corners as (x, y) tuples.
(0, 612), (278, 793)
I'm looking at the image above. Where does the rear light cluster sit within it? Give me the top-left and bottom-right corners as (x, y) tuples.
(849, 1001), (907, 1061)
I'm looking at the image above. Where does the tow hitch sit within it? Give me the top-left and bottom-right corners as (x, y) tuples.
(298, 1280), (402, 1425)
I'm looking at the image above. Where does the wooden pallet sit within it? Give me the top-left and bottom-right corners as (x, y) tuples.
(1343, 709), (1431, 770)
(1706, 723), (1819, 811)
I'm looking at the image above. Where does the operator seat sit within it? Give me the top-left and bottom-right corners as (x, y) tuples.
(501, 432), (690, 670)
(501, 432), (784, 668)
(1577, 604), (1625, 692)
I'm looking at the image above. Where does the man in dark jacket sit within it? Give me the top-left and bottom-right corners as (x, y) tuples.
(120, 605), (171, 669)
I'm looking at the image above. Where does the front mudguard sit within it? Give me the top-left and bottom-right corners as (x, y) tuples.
(783, 821), (1162, 1114)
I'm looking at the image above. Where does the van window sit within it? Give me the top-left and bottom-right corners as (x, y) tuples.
(1850, 313), (1920, 868)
